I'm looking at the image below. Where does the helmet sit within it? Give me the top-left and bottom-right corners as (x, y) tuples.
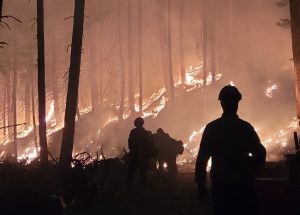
(218, 85), (242, 102)
(134, 117), (144, 127)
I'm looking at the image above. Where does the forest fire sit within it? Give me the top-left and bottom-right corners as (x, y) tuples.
(181, 117), (299, 164)
(0, 0), (295, 176)
(0, 64), (219, 162)
(0, 63), (297, 166)
(0, 1), (299, 214)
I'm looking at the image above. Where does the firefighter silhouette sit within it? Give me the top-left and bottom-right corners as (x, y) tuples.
(127, 117), (154, 187)
(195, 85), (266, 215)
(153, 128), (184, 179)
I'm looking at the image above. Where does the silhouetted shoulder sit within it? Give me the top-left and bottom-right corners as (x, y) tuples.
(237, 118), (255, 129)
(206, 117), (222, 127)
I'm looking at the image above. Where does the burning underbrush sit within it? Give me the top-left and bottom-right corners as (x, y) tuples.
(0, 64), (297, 214)
(0, 65), (297, 172)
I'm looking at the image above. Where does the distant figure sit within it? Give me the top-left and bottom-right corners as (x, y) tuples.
(153, 128), (184, 179)
(127, 117), (154, 187)
(195, 85), (266, 215)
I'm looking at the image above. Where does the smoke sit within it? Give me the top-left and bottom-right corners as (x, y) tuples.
(0, 0), (295, 161)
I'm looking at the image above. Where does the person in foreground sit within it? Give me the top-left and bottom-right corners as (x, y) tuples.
(195, 85), (266, 215)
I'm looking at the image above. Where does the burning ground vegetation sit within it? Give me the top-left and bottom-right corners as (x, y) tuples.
(0, 65), (298, 214)
(0, 64), (297, 167)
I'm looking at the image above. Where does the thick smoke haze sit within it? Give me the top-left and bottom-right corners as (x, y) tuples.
(0, 0), (295, 160)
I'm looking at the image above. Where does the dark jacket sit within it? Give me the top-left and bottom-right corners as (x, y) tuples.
(195, 113), (266, 186)
(128, 127), (154, 160)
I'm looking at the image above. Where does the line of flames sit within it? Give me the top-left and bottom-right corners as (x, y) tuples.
(1, 65), (293, 165)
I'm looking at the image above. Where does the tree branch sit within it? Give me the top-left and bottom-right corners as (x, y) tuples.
(1, 15), (22, 23)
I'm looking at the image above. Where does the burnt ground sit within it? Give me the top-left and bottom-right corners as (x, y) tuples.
(65, 172), (212, 215)
(0, 162), (300, 215)
(66, 172), (300, 215)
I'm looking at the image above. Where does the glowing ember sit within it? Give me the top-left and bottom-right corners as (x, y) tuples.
(163, 162), (168, 168)
(265, 82), (278, 98)
(207, 158), (212, 172)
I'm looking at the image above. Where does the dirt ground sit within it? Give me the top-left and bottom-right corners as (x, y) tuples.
(69, 172), (212, 215)
(67, 171), (300, 215)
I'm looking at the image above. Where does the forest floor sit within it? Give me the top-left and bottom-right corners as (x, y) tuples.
(67, 170), (300, 215)
(0, 162), (299, 215)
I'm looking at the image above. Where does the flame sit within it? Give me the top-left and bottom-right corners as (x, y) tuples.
(0, 63), (227, 165)
(46, 100), (54, 122)
(17, 147), (40, 164)
(163, 162), (168, 169)
(265, 82), (278, 98)
(17, 126), (33, 138)
(103, 117), (118, 127)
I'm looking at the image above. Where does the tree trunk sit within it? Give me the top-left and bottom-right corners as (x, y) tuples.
(88, 27), (99, 115)
(7, 70), (12, 142)
(24, 71), (31, 128)
(127, 0), (135, 113)
(3, 78), (6, 137)
(12, 59), (17, 158)
(60, 0), (85, 167)
(51, 30), (61, 125)
(138, 0), (143, 112)
(0, 0), (3, 20)
(37, 0), (48, 165)
(117, 0), (125, 120)
(209, 0), (216, 84)
(290, 0), (300, 119)
(31, 68), (38, 150)
(167, 0), (175, 100)
(155, 0), (171, 96)
(98, 0), (103, 109)
(202, 0), (208, 86)
(179, 0), (185, 85)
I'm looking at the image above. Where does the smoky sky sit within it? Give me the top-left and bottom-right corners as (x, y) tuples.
(0, 0), (295, 154)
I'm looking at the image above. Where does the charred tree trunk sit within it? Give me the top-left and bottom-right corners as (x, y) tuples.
(117, 0), (125, 120)
(0, 0), (3, 20)
(37, 0), (48, 165)
(31, 68), (38, 150)
(167, 0), (175, 100)
(127, 0), (135, 113)
(179, 0), (185, 85)
(290, 0), (300, 119)
(24, 71), (31, 128)
(138, 0), (143, 112)
(60, 0), (85, 167)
